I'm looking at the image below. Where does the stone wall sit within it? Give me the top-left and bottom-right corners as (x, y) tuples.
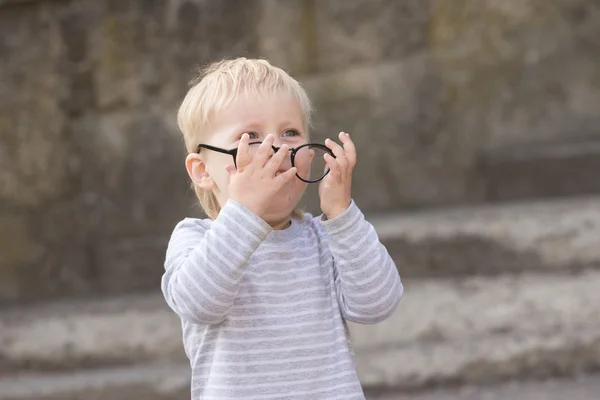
(1, 0), (600, 305)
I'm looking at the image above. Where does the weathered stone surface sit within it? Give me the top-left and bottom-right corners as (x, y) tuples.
(263, 0), (600, 209)
(257, 0), (429, 75)
(0, 215), (40, 303)
(2, 0), (600, 304)
(2, 270), (600, 390)
(0, 0), (261, 305)
(0, 295), (183, 373)
(314, 0), (429, 71)
(373, 375), (600, 400)
(2, 369), (600, 400)
(0, 3), (74, 209)
(256, 0), (314, 76)
(5, 195), (600, 373)
(351, 270), (600, 385)
(0, 363), (191, 400)
(300, 0), (600, 212)
(429, 0), (600, 146)
(370, 196), (600, 277)
(301, 59), (470, 212)
(479, 137), (600, 201)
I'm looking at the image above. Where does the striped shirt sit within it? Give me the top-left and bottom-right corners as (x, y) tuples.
(161, 199), (403, 399)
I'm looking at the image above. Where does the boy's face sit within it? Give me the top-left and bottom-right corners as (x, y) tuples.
(196, 91), (310, 225)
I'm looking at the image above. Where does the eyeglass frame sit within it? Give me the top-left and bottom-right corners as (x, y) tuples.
(196, 142), (335, 183)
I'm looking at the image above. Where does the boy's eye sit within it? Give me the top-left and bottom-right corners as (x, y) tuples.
(244, 131), (259, 140)
(282, 129), (299, 137)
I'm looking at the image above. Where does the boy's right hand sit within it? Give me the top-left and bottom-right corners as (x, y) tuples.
(226, 134), (297, 219)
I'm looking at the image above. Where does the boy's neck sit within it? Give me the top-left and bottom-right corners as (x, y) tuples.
(270, 217), (291, 231)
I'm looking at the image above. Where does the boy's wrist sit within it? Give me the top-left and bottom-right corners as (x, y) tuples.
(321, 200), (357, 230)
(227, 196), (265, 219)
(323, 201), (352, 220)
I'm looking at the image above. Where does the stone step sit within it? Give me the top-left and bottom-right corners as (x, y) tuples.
(480, 137), (600, 202)
(371, 374), (600, 400)
(3, 369), (599, 400)
(373, 195), (600, 277)
(0, 294), (184, 374)
(2, 270), (599, 394)
(0, 363), (190, 400)
(354, 269), (600, 389)
(3, 194), (598, 309)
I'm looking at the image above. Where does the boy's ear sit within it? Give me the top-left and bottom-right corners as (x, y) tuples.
(185, 153), (215, 190)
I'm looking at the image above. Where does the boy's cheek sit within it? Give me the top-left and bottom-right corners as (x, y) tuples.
(205, 165), (230, 193)
(217, 170), (231, 191)
(293, 154), (311, 177)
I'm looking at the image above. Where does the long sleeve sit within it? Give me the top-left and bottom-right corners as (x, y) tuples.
(320, 201), (403, 324)
(161, 200), (272, 325)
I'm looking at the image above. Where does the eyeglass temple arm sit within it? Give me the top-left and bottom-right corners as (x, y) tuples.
(196, 144), (236, 155)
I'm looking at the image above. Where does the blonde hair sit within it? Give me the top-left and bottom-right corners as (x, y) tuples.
(177, 57), (313, 220)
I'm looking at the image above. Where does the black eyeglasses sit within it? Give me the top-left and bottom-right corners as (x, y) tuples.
(196, 142), (335, 183)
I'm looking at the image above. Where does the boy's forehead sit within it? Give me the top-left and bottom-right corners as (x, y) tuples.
(212, 92), (304, 126)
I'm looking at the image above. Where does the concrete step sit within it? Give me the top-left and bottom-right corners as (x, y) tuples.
(3, 194), (597, 310)
(0, 294), (184, 373)
(480, 136), (600, 202)
(3, 369), (600, 400)
(373, 195), (600, 277)
(354, 269), (600, 389)
(0, 363), (190, 400)
(372, 374), (600, 400)
(2, 270), (599, 395)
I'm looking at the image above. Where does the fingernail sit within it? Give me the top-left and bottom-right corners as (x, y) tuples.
(345, 133), (350, 137)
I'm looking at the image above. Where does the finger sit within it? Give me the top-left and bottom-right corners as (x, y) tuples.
(236, 133), (251, 169)
(225, 164), (236, 175)
(265, 144), (289, 174)
(225, 164), (237, 185)
(325, 138), (347, 169)
(252, 134), (276, 166)
(277, 167), (297, 183)
(339, 132), (357, 167)
(324, 153), (341, 180)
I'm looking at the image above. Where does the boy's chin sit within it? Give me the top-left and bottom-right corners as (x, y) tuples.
(263, 206), (296, 225)
(263, 198), (302, 227)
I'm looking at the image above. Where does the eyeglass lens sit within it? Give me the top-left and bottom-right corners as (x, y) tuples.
(246, 143), (330, 182)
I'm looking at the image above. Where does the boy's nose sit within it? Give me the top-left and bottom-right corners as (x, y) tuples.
(271, 137), (284, 148)
(269, 146), (291, 159)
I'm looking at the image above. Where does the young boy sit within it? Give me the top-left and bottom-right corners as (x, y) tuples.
(162, 58), (403, 399)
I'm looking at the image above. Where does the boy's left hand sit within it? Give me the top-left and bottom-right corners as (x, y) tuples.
(319, 131), (356, 219)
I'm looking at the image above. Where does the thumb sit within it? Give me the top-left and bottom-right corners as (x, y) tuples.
(225, 164), (237, 177)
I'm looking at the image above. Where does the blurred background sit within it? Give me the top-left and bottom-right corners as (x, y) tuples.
(1, 0), (600, 399)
